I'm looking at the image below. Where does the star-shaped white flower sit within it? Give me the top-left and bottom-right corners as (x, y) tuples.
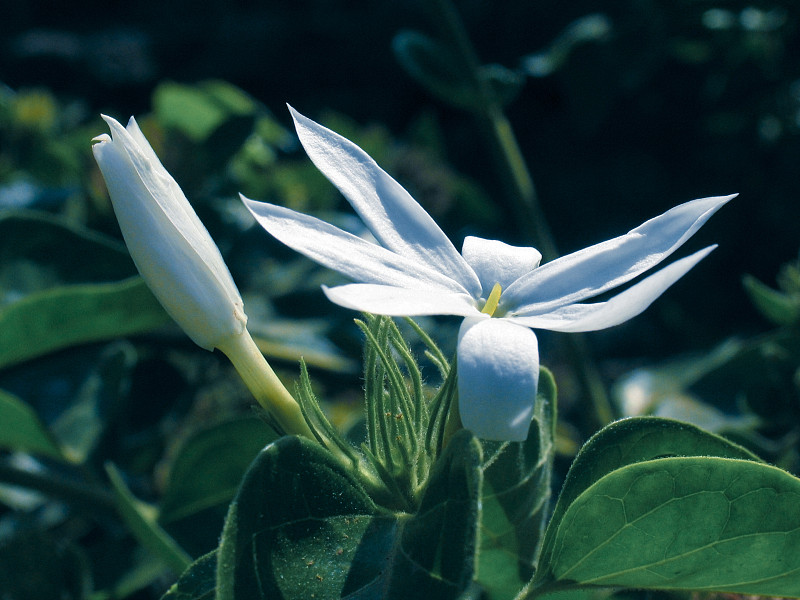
(243, 106), (733, 441)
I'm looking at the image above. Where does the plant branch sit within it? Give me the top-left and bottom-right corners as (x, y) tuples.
(427, 0), (614, 430)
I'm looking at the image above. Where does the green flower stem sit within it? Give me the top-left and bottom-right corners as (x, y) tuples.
(217, 330), (315, 440)
(429, 0), (614, 430)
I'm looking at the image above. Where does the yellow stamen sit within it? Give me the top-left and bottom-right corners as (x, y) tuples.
(481, 283), (502, 316)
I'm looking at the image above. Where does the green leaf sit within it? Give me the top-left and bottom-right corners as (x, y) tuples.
(250, 319), (357, 373)
(480, 64), (525, 108)
(160, 418), (279, 523)
(536, 416), (761, 580)
(162, 551), (217, 600)
(0, 210), (134, 296)
(106, 463), (193, 576)
(51, 341), (137, 463)
(743, 273), (800, 326)
(216, 435), (379, 600)
(0, 211), (167, 368)
(539, 457), (800, 597)
(0, 276), (169, 368)
(153, 80), (257, 143)
(0, 388), (64, 459)
(0, 529), (91, 600)
(392, 31), (481, 112)
(400, 429), (482, 593)
(477, 368), (557, 599)
(217, 432), (482, 599)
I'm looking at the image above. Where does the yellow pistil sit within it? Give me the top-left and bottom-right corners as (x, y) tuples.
(481, 283), (502, 316)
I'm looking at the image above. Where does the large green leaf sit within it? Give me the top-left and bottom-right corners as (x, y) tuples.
(0, 388), (64, 459)
(477, 368), (557, 599)
(536, 416), (760, 580)
(0, 276), (169, 368)
(539, 457), (800, 597)
(217, 431), (482, 599)
(159, 417), (279, 523)
(162, 551), (217, 600)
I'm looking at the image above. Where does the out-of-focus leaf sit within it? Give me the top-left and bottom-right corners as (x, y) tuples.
(0, 276), (169, 369)
(153, 80), (257, 144)
(477, 367), (556, 599)
(480, 64), (525, 108)
(50, 341), (137, 463)
(106, 463), (193, 575)
(97, 553), (169, 600)
(392, 30), (482, 112)
(614, 339), (743, 416)
(160, 418), (279, 523)
(0, 388), (64, 459)
(743, 273), (800, 326)
(0, 529), (91, 600)
(250, 317), (358, 373)
(161, 551), (217, 600)
(521, 14), (612, 77)
(0, 210), (135, 301)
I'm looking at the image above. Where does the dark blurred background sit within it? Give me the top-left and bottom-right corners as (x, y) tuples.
(3, 0), (799, 352)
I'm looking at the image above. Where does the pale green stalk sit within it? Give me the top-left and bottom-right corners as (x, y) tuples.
(217, 331), (315, 440)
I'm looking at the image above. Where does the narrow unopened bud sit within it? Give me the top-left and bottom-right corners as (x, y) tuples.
(92, 114), (245, 350)
(93, 115), (314, 440)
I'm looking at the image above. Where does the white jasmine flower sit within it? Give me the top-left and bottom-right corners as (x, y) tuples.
(92, 115), (246, 351)
(243, 106), (733, 441)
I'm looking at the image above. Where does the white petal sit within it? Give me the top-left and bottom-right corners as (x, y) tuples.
(289, 106), (481, 297)
(243, 196), (466, 292)
(322, 284), (481, 317)
(99, 116), (239, 305)
(502, 195), (735, 315)
(508, 246), (716, 332)
(457, 318), (539, 441)
(93, 116), (245, 350)
(461, 236), (542, 295)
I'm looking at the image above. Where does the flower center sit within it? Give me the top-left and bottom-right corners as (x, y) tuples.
(481, 283), (502, 317)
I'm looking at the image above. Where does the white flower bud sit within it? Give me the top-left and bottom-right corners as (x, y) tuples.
(92, 115), (246, 350)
